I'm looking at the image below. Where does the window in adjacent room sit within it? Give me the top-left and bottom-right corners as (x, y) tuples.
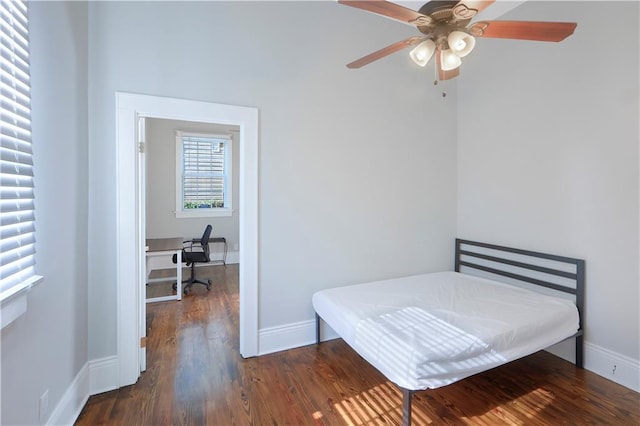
(175, 131), (233, 218)
(0, 0), (43, 326)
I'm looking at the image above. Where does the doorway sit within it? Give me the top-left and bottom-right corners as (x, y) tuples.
(143, 118), (239, 301)
(115, 93), (259, 387)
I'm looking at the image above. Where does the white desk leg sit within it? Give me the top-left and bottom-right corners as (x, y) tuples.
(176, 250), (182, 300)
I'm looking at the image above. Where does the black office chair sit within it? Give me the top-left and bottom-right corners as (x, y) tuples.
(172, 224), (213, 295)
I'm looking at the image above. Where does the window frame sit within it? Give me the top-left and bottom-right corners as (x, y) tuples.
(174, 130), (233, 218)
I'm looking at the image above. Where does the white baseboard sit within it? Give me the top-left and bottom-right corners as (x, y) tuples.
(225, 250), (239, 264)
(194, 250), (239, 266)
(88, 355), (119, 395)
(584, 341), (640, 392)
(53, 325), (639, 425)
(46, 356), (118, 426)
(258, 318), (338, 356)
(258, 320), (316, 355)
(149, 251), (239, 275)
(46, 362), (89, 426)
(258, 319), (640, 393)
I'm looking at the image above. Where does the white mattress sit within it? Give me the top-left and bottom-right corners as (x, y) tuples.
(312, 271), (579, 390)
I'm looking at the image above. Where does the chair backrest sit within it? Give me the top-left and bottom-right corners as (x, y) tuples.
(200, 224), (213, 246)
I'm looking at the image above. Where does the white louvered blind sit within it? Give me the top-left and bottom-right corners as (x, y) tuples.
(181, 134), (230, 209)
(0, 0), (37, 300)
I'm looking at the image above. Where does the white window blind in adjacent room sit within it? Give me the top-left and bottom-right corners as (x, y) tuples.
(175, 131), (233, 218)
(0, 0), (40, 304)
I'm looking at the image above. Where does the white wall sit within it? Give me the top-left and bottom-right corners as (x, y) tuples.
(145, 118), (240, 252)
(87, 1), (457, 360)
(457, 1), (639, 388)
(1, 2), (89, 424)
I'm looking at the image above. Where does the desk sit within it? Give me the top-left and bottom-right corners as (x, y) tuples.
(145, 237), (183, 303)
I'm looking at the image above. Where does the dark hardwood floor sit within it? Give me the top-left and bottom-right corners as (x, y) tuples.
(76, 264), (639, 425)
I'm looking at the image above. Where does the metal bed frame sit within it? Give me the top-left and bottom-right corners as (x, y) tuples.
(315, 238), (585, 426)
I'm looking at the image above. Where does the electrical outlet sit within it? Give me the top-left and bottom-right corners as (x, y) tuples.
(612, 365), (617, 375)
(39, 389), (49, 423)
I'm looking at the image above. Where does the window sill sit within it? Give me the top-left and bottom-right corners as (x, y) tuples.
(0, 275), (44, 329)
(175, 208), (233, 218)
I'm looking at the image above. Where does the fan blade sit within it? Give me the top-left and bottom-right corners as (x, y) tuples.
(452, 0), (495, 20)
(436, 47), (460, 80)
(468, 20), (577, 42)
(339, 0), (432, 26)
(346, 36), (424, 69)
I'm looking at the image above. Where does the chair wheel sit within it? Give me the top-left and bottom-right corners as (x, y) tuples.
(172, 283), (177, 291)
(206, 284), (212, 291)
(183, 287), (189, 295)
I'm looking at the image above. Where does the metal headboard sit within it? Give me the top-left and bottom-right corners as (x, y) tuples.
(455, 238), (585, 368)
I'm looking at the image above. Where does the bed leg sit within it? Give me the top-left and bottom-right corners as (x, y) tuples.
(315, 313), (321, 345)
(576, 334), (584, 368)
(401, 388), (413, 426)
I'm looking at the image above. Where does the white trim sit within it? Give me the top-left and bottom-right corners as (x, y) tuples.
(53, 341), (639, 425)
(116, 96), (140, 386)
(1, 292), (27, 329)
(45, 357), (117, 426)
(138, 114), (148, 372)
(259, 320), (316, 356)
(258, 319), (339, 356)
(142, 251), (240, 278)
(116, 92), (259, 388)
(0, 274), (43, 303)
(258, 319), (640, 393)
(89, 356), (119, 395)
(192, 250), (239, 266)
(0, 274), (43, 329)
(584, 341), (640, 392)
(223, 250), (239, 265)
(175, 208), (232, 218)
(46, 363), (90, 426)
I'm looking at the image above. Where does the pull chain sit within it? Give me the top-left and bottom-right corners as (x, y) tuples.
(433, 60), (447, 97)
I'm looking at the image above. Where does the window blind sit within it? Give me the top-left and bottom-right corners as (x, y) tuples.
(182, 135), (228, 208)
(0, 0), (37, 298)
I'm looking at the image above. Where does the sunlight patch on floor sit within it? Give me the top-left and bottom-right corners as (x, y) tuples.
(460, 387), (555, 425)
(324, 383), (555, 425)
(332, 382), (432, 426)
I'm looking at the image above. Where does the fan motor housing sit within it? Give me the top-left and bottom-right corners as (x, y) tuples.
(418, 0), (459, 19)
(417, 0), (473, 35)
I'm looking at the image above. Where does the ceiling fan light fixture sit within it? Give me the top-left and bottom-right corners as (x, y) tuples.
(448, 31), (476, 58)
(440, 48), (462, 71)
(409, 39), (436, 67)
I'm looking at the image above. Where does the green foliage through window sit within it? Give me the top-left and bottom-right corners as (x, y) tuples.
(184, 200), (225, 209)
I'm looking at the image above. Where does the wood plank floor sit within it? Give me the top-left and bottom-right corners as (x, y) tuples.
(76, 264), (639, 425)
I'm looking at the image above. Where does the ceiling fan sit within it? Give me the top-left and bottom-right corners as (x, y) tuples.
(339, 0), (577, 80)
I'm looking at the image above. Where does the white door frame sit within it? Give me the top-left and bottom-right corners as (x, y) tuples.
(116, 92), (259, 386)
(137, 114), (147, 373)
